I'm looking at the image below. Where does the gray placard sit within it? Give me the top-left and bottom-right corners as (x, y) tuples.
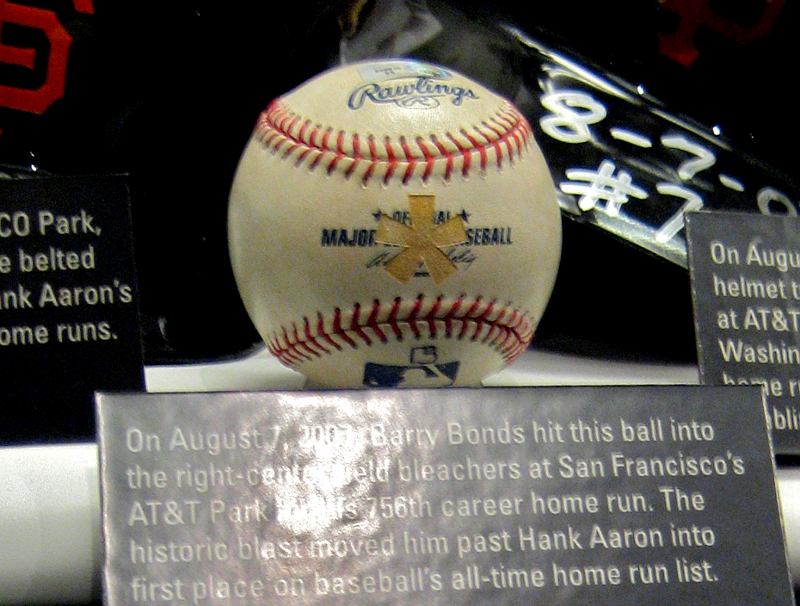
(97, 386), (793, 606)
(686, 211), (800, 454)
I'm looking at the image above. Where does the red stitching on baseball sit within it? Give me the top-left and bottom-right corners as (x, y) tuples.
(333, 308), (357, 348)
(350, 302), (372, 345)
(276, 112), (290, 134)
(293, 322), (320, 359)
(447, 132), (471, 177)
(265, 295), (533, 369)
(303, 316), (328, 355)
(443, 295), (463, 337)
(318, 312), (341, 351)
(346, 134), (361, 180)
(320, 127), (331, 150)
(488, 307), (507, 345)
(459, 297), (482, 339)
(470, 299), (493, 341)
(430, 135), (453, 181)
(383, 137), (398, 184)
(263, 130), (279, 148)
(367, 299), (387, 343)
(408, 295), (424, 338)
(479, 122), (504, 168)
(295, 146), (312, 167)
(363, 135), (378, 184)
(416, 137), (435, 183)
(254, 99), (531, 184)
(309, 151), (323, 170)
(502, 129), (515, 165)
(331, 130), (347, 176)
(281, 326), (305, 364)
(298, 120), (309, 143)
(388, 297), (403, 340)
(425, 295), (442, 336)
(400, 136), (416, 184)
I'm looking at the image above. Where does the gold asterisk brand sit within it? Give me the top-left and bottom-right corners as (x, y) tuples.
(375, 194), (468, 284)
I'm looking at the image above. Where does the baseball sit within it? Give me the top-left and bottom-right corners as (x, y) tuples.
(228, 59), (561, 388)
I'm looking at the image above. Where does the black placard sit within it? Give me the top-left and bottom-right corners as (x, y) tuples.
(97, 386), (792, 606)
(0, 176), (144, 444)
(687, 211), (800, 454)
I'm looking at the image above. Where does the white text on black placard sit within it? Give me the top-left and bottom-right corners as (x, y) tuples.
(687, 210), (800, 453)
(1, 176), (143, 443)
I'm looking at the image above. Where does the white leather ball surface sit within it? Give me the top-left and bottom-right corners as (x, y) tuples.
(228, 59), (561, 388)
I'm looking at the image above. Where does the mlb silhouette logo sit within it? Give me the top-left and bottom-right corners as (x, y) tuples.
(362, 360), (460, 388)
(410, 345), (438, 365)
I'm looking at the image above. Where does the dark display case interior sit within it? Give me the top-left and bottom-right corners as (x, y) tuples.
(3, 5), (800, 603)
(1, 0), (797, 367)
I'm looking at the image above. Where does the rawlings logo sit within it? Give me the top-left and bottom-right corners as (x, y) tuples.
(348, 76), (478, 110)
